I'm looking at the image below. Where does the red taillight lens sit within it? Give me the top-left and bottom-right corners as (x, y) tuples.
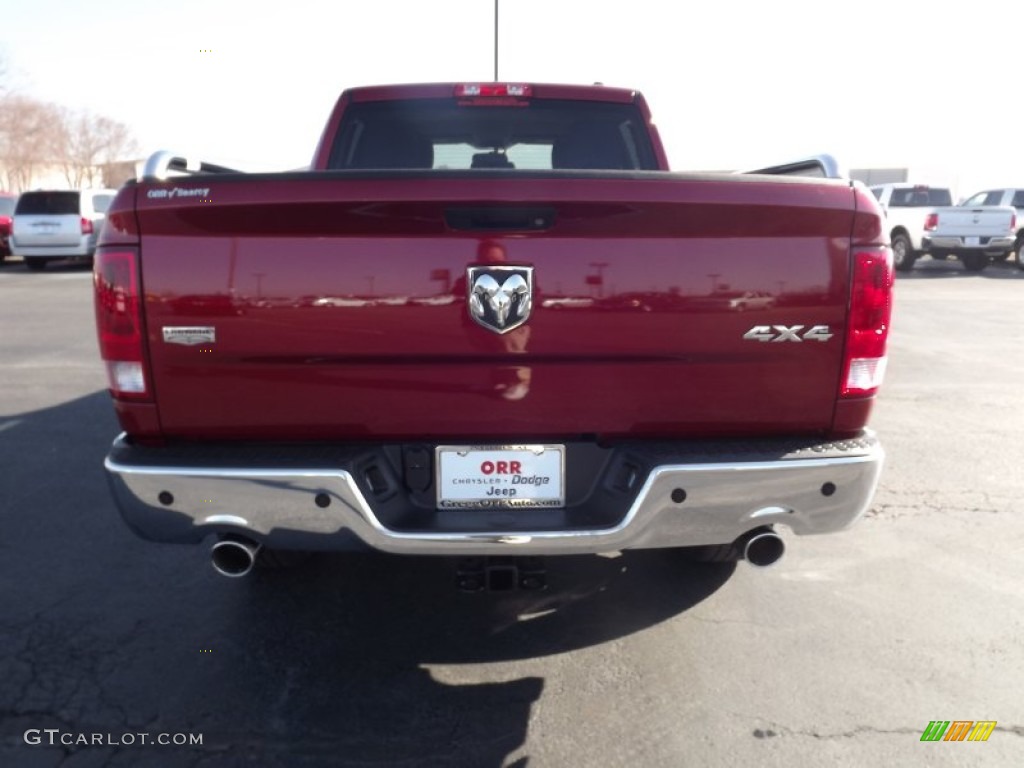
(94, 248), (149, 399)
(81, 217), (94, 235)
(842, 246), (894, 398)
(924, 212), (938, 231)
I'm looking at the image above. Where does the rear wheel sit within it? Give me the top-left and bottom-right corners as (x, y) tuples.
(891, 234), (916, 272)
(1016, 235), (1024, 269)
(25, 257), (47, 272)
(961, 253), (989, 272)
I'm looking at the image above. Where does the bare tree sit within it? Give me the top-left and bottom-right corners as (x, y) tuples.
(57, 110), (138, 188)
(0, 50), (138, 191)
(0, 95), (65, 191)
(0, 99), (138, 191)
(0, 52), (11, 189)
(0, 49), (138, 191)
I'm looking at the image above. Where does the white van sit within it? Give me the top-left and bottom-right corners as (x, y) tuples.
(11, 189), (117, 271)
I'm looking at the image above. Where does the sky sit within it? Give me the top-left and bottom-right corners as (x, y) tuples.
(1, 0), (1020, 196)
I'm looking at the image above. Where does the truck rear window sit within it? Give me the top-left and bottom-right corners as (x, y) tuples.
(15, 191), (80, 215)
(887, 188), (952, 207)
(328, 99), (658, 171)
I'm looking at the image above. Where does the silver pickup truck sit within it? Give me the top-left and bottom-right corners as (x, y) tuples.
(922, 206), (1017, 272)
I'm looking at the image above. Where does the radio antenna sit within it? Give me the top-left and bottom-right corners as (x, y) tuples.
(494, 0), (499, 81)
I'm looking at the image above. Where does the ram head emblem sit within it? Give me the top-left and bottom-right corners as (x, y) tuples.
(467, 266), (534, 334)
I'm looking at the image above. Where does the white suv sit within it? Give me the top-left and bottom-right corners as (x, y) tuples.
(959, 188), (1024, 267)
(11, 189), (117, 271)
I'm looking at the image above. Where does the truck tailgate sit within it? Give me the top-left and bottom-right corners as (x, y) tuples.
(135, 174), (857, 440)
(935, 207), (1015, 235)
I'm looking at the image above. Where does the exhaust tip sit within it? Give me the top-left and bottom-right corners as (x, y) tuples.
(743, 530), (785, 567)
(211, 536), (261, 578)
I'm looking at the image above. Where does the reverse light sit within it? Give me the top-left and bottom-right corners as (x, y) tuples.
(108, 361), (146, 394)
(842, 246), (894, 398)
(924, 212), (938, 231)
(454, 83), (532, 98)
(94, 248), (149, 398)
(81, 217), (94, 235)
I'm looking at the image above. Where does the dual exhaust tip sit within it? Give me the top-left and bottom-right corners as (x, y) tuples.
(209, 528), (786, 578)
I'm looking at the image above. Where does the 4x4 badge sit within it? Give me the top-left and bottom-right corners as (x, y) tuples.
(743, 324), (833, 342)
(467, 265), (534, 334)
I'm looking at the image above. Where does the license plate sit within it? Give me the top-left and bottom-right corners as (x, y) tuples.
(965, 236), (980, 246)
(436, 445), (565, 509)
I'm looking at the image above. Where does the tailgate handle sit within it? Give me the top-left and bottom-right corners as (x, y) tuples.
(445, 206), (555, 232)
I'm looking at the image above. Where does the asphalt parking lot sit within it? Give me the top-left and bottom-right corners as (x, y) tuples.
(1, 256), (1022, 767)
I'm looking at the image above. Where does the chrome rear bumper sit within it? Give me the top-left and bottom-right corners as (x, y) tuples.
(104, 433), (883, 556)
(924, 235), (1014, 252)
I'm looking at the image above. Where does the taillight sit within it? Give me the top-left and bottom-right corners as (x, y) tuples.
(94, 248), (149, 399)
(924, 212), (938, 231)
(842, 246), (893, 398)
(81, 217), (94, 235)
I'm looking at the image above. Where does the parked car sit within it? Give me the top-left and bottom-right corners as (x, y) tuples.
(10, 189), (117, 271)
(0, 192), (16, 262)
(958, 188), (1024, 267)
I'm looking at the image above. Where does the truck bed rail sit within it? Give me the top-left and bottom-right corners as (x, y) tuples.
(743, 154), (846, 179)
(141, 150), (241, 182)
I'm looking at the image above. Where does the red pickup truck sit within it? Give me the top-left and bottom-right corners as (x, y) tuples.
(95, 83), (892, 587)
